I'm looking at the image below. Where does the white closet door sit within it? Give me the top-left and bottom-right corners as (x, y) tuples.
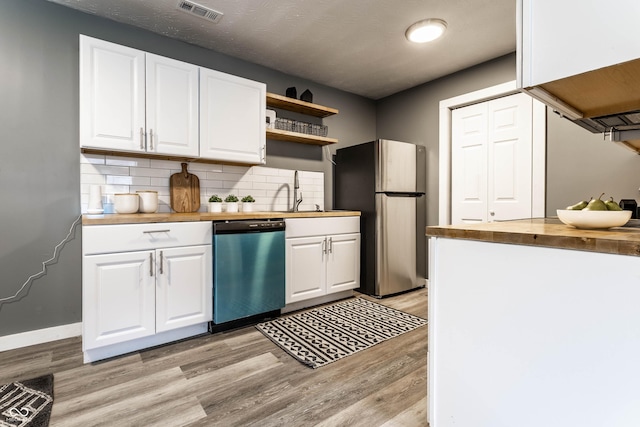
(488, 93), (533, 221)
(451, 103), (489, 224)
(452, 93), (533, 224)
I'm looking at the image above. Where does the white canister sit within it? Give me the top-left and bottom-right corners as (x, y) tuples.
(137, 190), (158, 213)
(114, 193), (139, 214)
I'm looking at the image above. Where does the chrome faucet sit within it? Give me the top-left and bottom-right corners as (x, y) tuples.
(293, 170), (303, 212)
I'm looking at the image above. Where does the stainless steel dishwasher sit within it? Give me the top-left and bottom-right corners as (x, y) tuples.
(210, 219), (285, 330)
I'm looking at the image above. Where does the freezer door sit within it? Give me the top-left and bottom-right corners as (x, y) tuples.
(376, 139), (418, 193)
(375, 194), (418, 296)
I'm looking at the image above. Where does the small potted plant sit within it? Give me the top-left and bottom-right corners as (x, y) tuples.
(208, 194), (223, 213)
(225, 194), (239, 212)
(241, 195), (255, 212)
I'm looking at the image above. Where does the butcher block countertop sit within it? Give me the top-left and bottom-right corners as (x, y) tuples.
(82, 210), (360, 225)
(426, 217), (640, 257)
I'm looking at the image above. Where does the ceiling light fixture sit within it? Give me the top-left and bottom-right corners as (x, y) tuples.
(405, 19), (447, 43)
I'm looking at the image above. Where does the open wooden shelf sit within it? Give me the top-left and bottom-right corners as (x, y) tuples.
(266, 129), (338, 146)
(266, 92), (338, 118)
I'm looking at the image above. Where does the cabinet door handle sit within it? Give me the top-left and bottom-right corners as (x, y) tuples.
(149, 253), (154, 277)
(322, 238), (327, 255)
(149, 129), (154, 151)
(328, 237), (333, 254)
(140, 127), (145, 150)
(159, 251), (164, 275)
(143, 229), (171, 234)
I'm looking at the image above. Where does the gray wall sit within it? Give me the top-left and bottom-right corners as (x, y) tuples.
(376, 54), (517, 228)
(546, 112), (640, 214)
(0, 0), (375, 337)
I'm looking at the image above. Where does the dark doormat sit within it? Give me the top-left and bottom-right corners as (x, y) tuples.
(0, 374), (53, 426)
(256, 297), (427, 369)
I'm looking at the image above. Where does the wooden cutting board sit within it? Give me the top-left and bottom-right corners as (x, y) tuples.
(170, 163), (200, 213)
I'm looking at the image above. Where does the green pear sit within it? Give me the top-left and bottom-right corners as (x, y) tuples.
(566, 199), (589, 210)
(605, 197), (623, 211)
(583, 193), (607, 211)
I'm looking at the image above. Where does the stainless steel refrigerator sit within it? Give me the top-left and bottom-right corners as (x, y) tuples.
(334, 139), (426, 297)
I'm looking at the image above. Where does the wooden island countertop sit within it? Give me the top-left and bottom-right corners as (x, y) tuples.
(426, 217), (640, 257)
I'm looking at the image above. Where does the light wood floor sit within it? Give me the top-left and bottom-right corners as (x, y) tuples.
(0, 288), (428, 426)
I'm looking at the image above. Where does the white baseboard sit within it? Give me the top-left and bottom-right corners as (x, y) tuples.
(281, 290), (354, 314)
(0, 322), (82, 352)
(83, 323), (208, 363)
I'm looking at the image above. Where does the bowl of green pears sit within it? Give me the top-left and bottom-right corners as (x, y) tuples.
(557, 193), (632, 229)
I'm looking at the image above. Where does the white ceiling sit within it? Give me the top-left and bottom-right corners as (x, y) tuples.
(47, 0), (516, 100)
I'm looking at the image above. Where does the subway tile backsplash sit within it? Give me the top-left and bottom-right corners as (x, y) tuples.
(80, 154), (324, 214)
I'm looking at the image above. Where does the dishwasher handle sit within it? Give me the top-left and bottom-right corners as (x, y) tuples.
(214, 220), (285, 234)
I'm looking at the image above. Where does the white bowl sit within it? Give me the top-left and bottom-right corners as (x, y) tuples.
(556, 209), (631, 229)
(114, 193), (139, 214)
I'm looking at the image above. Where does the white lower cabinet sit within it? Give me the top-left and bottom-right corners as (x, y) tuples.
(83, 250), (156, 347)
(285, 217), (360, 304)
(82, 222), (212, 362)
(155, 245), (211, 332)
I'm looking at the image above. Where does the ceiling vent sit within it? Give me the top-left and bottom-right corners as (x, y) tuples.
(176, 1), (224, 24)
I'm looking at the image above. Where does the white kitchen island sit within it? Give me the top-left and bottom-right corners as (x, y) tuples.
(427, 218), (640, 427)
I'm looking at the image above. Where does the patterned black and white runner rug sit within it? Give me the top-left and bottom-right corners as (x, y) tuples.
(256, 298), (427, 369)
(0, 374), (53, 427)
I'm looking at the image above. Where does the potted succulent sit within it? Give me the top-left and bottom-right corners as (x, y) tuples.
(208, 194), (223, 213)
(225, 194), (239, 212)
(241, 195), (255, 212)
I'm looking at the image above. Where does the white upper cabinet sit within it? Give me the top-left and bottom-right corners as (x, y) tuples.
(200, 68), (266, 164)
(145, 53), (199, 157)
(80, 36), (199, 156)
(519, 0), (640, 88)
(80, 36), (146, 152)
(80, 35), (268, 164)
(517, 0), (640, 121)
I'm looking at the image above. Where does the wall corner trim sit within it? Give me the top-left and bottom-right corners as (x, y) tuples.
(0, 323), (82, 352)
